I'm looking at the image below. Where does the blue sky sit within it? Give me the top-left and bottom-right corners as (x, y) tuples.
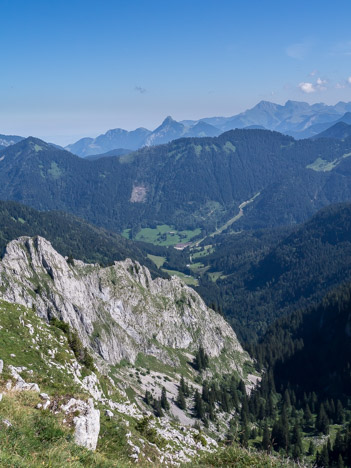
(1, 0), (351, 145)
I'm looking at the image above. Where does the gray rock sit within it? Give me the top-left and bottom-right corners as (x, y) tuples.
(8, 365), (40, 393)
(61, 398), (100, 450)
(0, 236), (251, 375)
(0, 359), (3, 374)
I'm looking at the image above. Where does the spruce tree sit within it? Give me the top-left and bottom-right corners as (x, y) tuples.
(194, 389), (204, 420)
(337, 454), (345, 468)
(291, 422), (303, 459)
(316, 403), (329, 435)
(176, 387), (186, 410)
(262, 422), (270, 452)
(161, 386), (170, 410)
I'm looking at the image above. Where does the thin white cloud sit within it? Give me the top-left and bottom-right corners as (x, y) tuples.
(348, 76), (351, 84)
(329, 41), (351, 56)
(134, 86), (147, 94)
(299, 82), (316, 93)
(298, 77), (328, 94)
(286, 40), (313, 59)
(316, 78), (327, 91)
(336, 82), (345, 89)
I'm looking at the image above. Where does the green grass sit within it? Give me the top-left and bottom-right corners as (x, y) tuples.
(135, 347), (194, 380)
(185, 443), (298, 467)
(161, 268), (199, 286)
(0, 392), (132, 468)
(33, 144), (43, 152)
(147, 254), (166, 268)
(0, 300), (84, 396)
(208, 271), (223, 282)
(306, 157), (339, 172)
(121, 229), (131, 239)
(306, 153), (351, 173)
(134, 224), (201, 246)
(191, 245), (215, 259)
(48, 161), (63, 179)
(224, 141), (236, 153)
(188, 262), (209, 275)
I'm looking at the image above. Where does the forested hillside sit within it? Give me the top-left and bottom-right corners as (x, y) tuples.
(1, 130), (351, 238)
(195, 203), (351, 341)
(0, 200), (168, 278)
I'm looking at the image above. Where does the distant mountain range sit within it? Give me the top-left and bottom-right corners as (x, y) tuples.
(65, 116), (221, 157)
(312, 121), (351, 140)
(1, 130), (351, 238)
(2, 100), (351, 157)
(0, 134), (24, 149)
(63, 100), (351, 157)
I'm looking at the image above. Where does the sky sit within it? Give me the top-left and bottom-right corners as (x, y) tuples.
(1, 0), (351, 145)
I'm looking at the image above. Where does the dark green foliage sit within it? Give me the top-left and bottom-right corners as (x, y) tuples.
(176, 387), (186, 410)
(194, 390), (204, 420)
(193, 346), (209, 371)
(161, 386), (170, 411)
(316, 404), (329, 435)
(50, 318), (95, 371)
(50, 317), (69, 334)
(66, 254), (75, 266)
(135, 416), (166, 448)
(153, 399), (164, 418)
(196, 202), (351, 342)
(180, 375), (190, 397)
(0, 200), (169, 279)
(144, 390), (153, 406)
(255, 281), (351, 399)
(2, 131), (351, 240)
(261, 423), (271, 452)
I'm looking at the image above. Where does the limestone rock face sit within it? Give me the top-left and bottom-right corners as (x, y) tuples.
(61, 398), (100, 451)
(0, 236), (251, 373)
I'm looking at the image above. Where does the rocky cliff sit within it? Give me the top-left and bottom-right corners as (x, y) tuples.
(0, 236), (258, 465)
(0, 236), (250, 374)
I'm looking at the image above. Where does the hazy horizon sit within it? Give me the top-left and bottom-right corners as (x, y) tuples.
(1, 0), (351, 145)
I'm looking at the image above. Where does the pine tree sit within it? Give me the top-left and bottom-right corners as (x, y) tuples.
(304, 403), (313, 429)
(262, 422), (271, 452)
(194, 389), (204, 420)
(161, 386), (170, 410)
(318, 444), (329, 468)
(153, 399), (164, 418)
(316, 403), (329, 435)
(240, 422), (249, 448)
(336, 400), (345, 424)
(144, 390), (153, 405)
(291, 422), (303, 459)
(176, 387), (186, 410)
(202, 380), (210, 403)
(194, 345), (209, 371)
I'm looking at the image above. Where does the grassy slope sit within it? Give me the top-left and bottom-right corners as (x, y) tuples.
(0, 300), (297, 467)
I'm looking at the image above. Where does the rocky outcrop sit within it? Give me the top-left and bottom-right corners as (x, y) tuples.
(8, 365), (40, 392)
(0, 236), (251, 373)
(61, 398), (100, 450)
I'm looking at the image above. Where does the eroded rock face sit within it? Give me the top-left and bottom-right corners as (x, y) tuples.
(0, 236), (251, 373)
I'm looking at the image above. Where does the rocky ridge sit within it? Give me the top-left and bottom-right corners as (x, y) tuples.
(0, 236), (256, 464)
(0, 236), (250, 374)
